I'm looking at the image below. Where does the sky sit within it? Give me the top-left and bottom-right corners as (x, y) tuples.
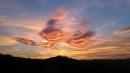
(0, 0), (130, 60)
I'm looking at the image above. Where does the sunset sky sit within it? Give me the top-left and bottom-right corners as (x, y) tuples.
(0, 0), (130, 60)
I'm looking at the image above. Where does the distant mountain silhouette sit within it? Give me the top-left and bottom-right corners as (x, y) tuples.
(45, 56), (77, 61)
(0, 54), (130, 73)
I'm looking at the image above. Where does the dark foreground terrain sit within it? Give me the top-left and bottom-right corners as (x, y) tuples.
(0, 54), (130, 73)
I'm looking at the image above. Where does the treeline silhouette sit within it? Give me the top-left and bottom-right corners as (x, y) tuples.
(0, 54), (130, 73)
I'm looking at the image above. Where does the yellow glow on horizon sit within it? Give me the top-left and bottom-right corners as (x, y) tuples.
(56, 50), (68, 55)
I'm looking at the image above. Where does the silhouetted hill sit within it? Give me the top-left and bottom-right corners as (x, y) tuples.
(0, 54), (130, 73)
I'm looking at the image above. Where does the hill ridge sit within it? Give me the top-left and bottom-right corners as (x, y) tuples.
(0, 54), (130, 73)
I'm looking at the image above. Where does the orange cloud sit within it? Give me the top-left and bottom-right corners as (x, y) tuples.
(38, 8), (96, 49)
(12, 8), (96, 50)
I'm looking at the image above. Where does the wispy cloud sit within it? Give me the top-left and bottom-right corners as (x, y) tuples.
(67, 25), (130, 59)
(0, 16), (47, 41)
(114, 26), (130, 35)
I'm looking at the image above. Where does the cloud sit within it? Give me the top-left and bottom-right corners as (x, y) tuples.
(0, 16), (47, 41)
(0, 36), (17, 46)
(113, 26), (130, 37)
(69, 43), (130, 60)
(37, 8), (96, 49)
(66, 26), (130, 60)
(0, 36), (55, 59)
(96, 20), (118, 31)
(116, 26), (130, 33)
